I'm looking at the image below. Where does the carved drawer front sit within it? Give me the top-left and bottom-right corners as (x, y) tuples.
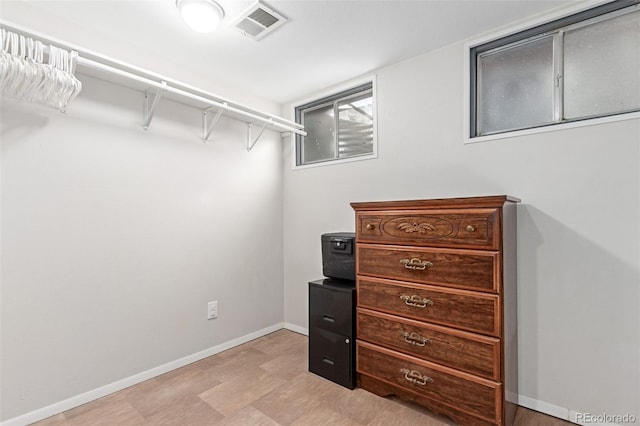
(357, 341), (502, 423)
(357, 244), (499, 293)
(358, 277), (500, 337)
(357, 209), (498, 249)
(357, 308), (500, 381)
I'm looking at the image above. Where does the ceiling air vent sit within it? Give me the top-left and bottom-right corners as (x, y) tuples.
(231, 1), (288, 40)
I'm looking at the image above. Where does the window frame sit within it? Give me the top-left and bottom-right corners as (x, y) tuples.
(291, 77), (377, 169)
(465, 0), (640, 143)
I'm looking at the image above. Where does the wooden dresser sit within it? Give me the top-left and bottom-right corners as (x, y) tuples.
(351, 196), (519, 426)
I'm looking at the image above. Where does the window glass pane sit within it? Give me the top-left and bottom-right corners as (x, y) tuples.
(477, 35), (554, 135)
(296, 82), (375, 166)
(564, 9), (640, 119)
(301, 104), (335, 164)
(337, 91), (373, 158)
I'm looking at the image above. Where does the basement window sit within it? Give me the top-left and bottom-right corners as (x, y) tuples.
(468, 0), (640, 140)
(294, 81), (376, 167)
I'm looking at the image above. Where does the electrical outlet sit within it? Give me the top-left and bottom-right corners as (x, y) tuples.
(207, 301), (218, 320)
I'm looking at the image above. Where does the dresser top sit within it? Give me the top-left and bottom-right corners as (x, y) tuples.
(350, 195), (520, 211)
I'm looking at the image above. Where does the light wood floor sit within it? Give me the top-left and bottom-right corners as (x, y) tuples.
(32, 330), (572, 426)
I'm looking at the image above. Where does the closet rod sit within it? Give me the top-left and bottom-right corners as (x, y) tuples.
(0, 20), (306, 137)
(76, 57), (304, 135)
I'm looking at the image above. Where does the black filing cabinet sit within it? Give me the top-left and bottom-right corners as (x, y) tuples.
(308, 278), (356, 389)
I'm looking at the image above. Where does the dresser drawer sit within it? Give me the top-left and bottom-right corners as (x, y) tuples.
(357, 308), (500, 380)
(357, 341), (501, 423)
(356, 209), (499, 249)
(357, 277), (500, 336)
(357, 244), (498, 293)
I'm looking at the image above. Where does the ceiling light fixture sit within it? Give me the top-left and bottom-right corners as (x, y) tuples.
(176, 0), (225, 33)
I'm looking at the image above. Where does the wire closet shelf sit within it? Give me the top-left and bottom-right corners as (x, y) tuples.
(0, 20), (306, 150)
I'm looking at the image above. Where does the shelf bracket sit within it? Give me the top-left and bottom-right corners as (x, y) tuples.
(247, 120), (271, 151)
(142, 81), (167, 130)
(202, 105), (225, 143)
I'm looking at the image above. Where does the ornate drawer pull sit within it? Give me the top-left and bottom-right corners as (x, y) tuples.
(466, 225), (476, 232)
(400, 258), (433, 270)
(400, 368), (433, 386)
(402, 331), (431, 347)
(400, 295), (433, 308)
(366, 224), (375, 230)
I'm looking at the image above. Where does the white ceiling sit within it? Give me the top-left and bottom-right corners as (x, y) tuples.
(1, 0), (571, 104)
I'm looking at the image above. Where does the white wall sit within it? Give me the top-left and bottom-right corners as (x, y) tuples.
(1, 72), (285, 421)
(282, 41), (640, 422)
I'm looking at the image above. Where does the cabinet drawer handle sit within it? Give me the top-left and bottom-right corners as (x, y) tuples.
(322, 357), (335, 366)
(322, 315), (335, 323)
(466, 225), (476, 232)
(400, 368), (433, 386)
(366, 223), (375, 230)
(402, 331), (431, 347)
(400, 258), (433, 270)
(400, 295), (433, 308)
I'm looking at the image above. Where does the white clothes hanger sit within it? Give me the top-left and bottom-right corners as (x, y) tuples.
(1, 29), (83, 111)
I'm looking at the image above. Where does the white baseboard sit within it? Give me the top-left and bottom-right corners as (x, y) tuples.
(283, 322), (308, 335)
(518, 395), (635, 426)
(0, 322), (284, 426)
(518, 394), (571, 421)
